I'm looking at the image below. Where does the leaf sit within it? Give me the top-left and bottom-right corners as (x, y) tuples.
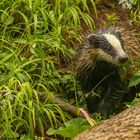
(17, 11), (31, 35)
(30, 47), (46, 58)
(46, 118), (90, 138)
(19, 134), (33, 140)
(0, 53), (15, 64)
(1, 12), (14, 25)
(4, 130), (19, 138)
(14, 38), (27, 44)
(129, 71), (140, 87)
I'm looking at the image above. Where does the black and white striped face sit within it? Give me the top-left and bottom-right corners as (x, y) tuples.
(88, 31), (128, 64)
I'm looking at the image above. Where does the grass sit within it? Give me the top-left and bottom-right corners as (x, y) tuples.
(0, 0), (97, 139)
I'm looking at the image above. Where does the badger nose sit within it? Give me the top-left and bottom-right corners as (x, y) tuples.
(118, 55), (128, 63)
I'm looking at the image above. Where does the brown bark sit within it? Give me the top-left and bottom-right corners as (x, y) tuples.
(53, 97), (84, 117)
(73, 103), (140, 140)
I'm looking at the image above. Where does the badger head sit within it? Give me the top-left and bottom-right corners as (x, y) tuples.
(88, 29), (128, 65)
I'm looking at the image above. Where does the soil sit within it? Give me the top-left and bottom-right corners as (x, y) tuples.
(89, 0), (132, 29)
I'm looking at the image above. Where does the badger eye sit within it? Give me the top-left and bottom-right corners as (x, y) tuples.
(107, 45), (112, 52)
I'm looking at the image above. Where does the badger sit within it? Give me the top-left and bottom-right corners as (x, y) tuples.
(75, 26), (136, 118)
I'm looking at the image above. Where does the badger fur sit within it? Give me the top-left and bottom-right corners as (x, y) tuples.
(75, 26), (133, 118)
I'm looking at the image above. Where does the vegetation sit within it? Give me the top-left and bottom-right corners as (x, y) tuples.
(118, 0), (140, 24)
(0, 0), (97, 139)
(0, 0), (140, 139)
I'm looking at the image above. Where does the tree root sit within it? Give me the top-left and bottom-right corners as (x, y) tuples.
(73, 103), (140, 140)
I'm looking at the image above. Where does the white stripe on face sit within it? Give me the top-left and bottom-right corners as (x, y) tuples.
(102, 34), (127, 58)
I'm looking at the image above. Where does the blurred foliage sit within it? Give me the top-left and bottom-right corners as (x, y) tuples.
(118, 0), (140, 24)
(47, 118), (90, 138)
(105, 12), (119, 25)
(118, 0), (137, 9)
(0, 0), (96, 139)
(129, 70), (140, 87)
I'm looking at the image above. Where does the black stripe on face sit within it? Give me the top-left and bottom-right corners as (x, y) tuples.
(88, 33), (126, 61)
(95, 36), (116, 58)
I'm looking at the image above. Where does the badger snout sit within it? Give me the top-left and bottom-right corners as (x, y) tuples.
(118, 55), (128, 64)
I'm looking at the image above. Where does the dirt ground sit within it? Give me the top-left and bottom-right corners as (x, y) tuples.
(89, 0), (131, 29)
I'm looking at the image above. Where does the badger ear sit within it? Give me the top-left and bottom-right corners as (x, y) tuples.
(87, 34), (100, 46)
(114, 31), (121, 38)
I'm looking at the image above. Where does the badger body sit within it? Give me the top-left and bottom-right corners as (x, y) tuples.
(76, 26), (131, 118)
